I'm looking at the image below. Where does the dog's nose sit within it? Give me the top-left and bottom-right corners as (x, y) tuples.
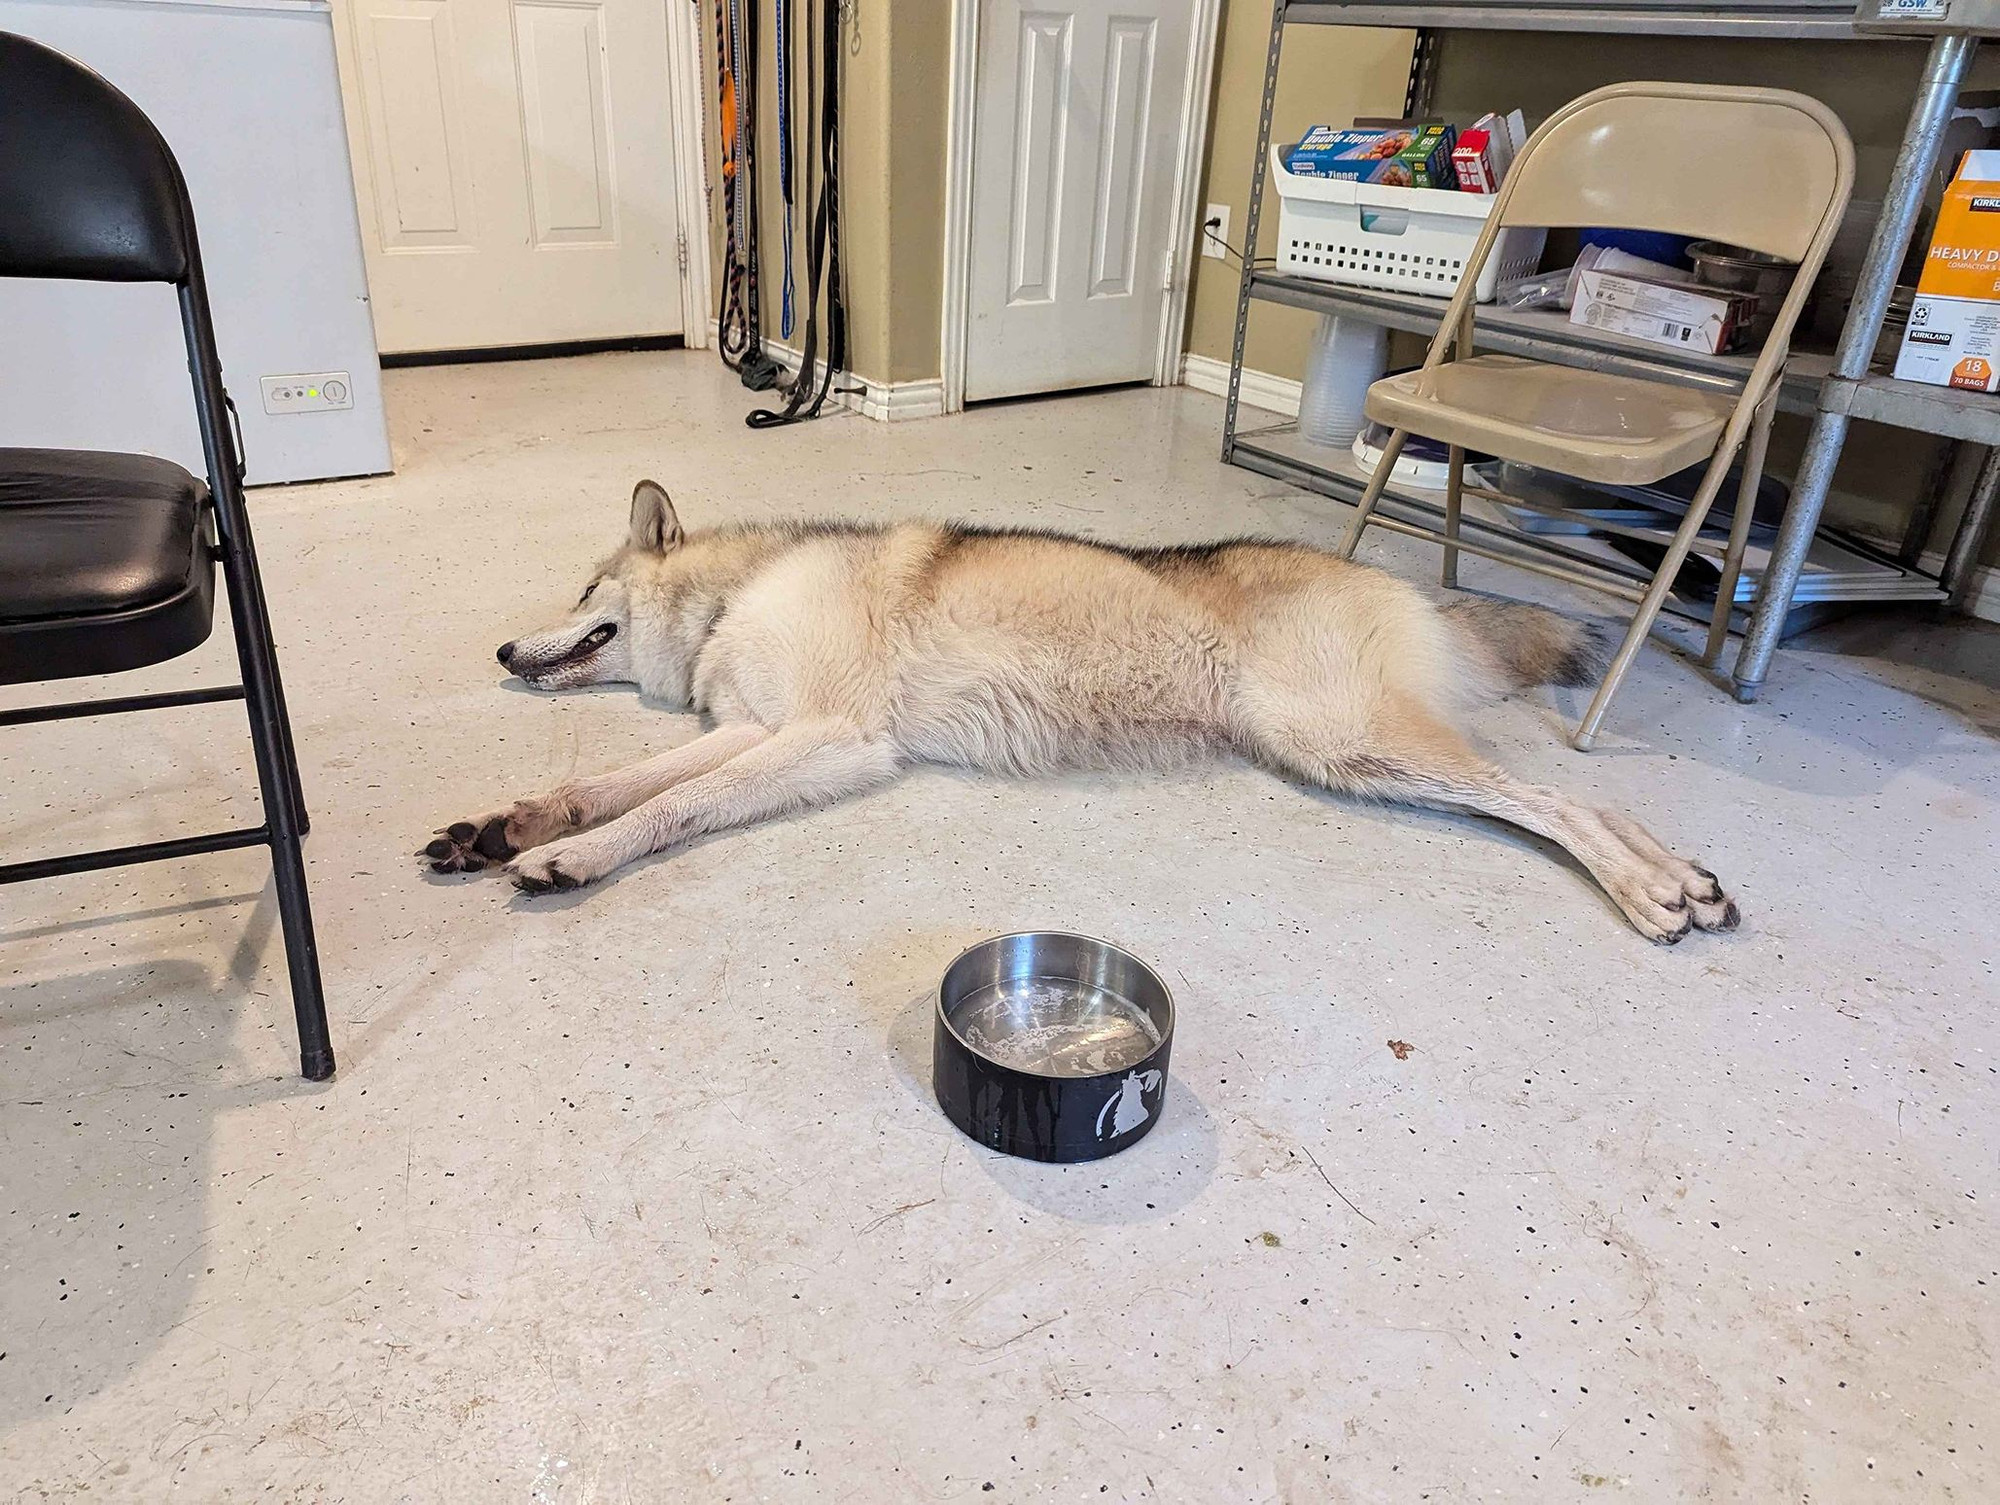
(497, 640), (516, 667)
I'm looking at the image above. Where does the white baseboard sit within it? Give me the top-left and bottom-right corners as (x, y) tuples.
(707, 321), (943, 422)
(1916, 548), (2000, 623)
(1180, 351), (1301, 418)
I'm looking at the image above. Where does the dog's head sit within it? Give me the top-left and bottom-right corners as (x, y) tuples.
(495, 479), (684, 691)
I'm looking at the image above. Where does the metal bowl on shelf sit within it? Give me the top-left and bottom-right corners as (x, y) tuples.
(1690, 241), (1800, 341)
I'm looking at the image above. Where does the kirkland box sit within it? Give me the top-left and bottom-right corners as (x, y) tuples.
(1894, 148), (2000, 392)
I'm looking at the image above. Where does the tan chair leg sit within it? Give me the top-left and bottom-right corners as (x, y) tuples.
(1337, 428), (1410, 559)
(1704, 398), (1775, 666)
(1442, 444), (1466, 589)
(1572, 444), (1741, 752)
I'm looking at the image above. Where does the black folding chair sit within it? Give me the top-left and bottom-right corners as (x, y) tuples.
(0, 33), (333, 1080)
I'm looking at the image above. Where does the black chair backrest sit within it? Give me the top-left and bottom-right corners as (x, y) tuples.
(0, 32), (191, 283)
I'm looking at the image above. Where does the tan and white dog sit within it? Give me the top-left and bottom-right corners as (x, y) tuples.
(425, 481), (1738, 942)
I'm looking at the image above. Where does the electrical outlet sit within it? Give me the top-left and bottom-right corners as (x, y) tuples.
(261, 372), (353, 415)
(1202, 203), (1231, 260)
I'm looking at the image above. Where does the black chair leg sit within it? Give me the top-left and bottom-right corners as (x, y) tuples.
(266, 615), (310, 836)
(233, 520), (309, 835)
(183, 280), (331, 1080)
(222, 546), (333, 1081)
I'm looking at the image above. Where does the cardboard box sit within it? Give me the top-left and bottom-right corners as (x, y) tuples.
(1452, 110), (1526, 194)
(1285, 124), (1458, 188)
(1570, 269), (1757, 354)
(1894, 148), (2000, 391)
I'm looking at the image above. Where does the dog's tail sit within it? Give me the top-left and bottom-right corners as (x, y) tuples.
(1438, 595), (1609, 700)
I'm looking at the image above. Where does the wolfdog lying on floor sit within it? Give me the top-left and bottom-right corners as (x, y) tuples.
(425, 482), (1738, 942)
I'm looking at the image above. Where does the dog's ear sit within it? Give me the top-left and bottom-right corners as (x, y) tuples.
(629, 479), (683, 553)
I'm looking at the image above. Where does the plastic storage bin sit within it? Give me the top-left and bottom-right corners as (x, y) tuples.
(1270, 147), (1547, 303)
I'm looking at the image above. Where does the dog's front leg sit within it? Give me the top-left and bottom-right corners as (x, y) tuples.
(425, 722), (771, 873)
(507, 720), (901, 893)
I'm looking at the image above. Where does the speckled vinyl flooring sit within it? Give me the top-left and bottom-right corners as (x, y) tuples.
(3, 352), (1996, 1502)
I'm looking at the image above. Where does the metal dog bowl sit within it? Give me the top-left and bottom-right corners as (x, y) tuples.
(933, 932), (1174, 1163)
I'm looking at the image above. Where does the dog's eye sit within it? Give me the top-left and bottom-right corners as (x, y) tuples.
(577, 581), (598, 607)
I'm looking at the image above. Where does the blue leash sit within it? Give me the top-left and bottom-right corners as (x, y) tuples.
(776, 0), (795, 339)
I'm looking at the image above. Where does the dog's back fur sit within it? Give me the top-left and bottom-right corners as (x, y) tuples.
(638, 520), (1601, 778)
(441, 486), (1732, 944)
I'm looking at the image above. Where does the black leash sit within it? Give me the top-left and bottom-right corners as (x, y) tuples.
(775, 0), (796, 341)
(713, 0), (747, 369)
(748, 0), (848, 429)
(716, 0), (781, 389)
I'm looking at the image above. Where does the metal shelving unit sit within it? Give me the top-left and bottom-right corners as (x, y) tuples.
(1221, 0), (2000, 695)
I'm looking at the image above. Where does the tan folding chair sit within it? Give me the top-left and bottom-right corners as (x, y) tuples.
(1337, 82), (1854, 750)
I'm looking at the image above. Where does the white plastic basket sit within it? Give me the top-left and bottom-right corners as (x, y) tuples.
(1270, 146), (1547, 303)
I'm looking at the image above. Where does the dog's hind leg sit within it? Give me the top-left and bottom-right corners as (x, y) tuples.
(507, 720), (902, 893)
(425, 722), (772, 873)
(1242, 697), (1738, 943)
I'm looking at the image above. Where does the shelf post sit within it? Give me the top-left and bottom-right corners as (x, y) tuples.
(1223, 0), (1289, 464)
(1732, 31), (1977, 700)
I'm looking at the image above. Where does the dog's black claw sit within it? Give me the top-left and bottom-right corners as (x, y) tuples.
(1651, 916), (1693, 945)
(1717, 900), (1741, 931)
(473, 819), (515, 861)
(513, 872), (553, 895)
(424, 837), (455, 861)
(446, 821), (477, 844)
(550, 870), (580, 891)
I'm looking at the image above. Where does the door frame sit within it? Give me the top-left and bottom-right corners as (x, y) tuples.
(940, 0), (1222, 414)
(663, 0), (712, 347)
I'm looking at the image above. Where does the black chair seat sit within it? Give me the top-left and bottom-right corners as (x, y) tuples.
(0, 447), (214, 684)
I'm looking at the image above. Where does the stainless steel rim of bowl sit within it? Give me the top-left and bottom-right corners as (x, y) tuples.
(935, 930), (1176, 1076)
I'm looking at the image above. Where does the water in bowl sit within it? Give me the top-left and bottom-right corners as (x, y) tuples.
(949, 975), (1163, 1078)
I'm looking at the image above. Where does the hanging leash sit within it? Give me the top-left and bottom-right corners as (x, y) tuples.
(717, 0), (781, 389)
(748, 0), (850, 429)
(775, 0), (796, 341)
(713, 0), (748, 369)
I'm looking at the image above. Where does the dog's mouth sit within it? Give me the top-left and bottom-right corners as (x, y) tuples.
(517, 622), (617, 683)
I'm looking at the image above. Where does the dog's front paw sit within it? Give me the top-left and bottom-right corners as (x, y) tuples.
(421, 798), (575, 874)
(506, 839), (604, 896)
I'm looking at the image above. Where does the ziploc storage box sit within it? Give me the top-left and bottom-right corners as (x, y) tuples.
(1285, 125), (1457, 188)
(1894, 148), (2000, 392)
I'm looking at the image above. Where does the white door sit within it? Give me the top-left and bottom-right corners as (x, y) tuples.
(332, 0), (685, 354)
(964, 0), (1194, 402)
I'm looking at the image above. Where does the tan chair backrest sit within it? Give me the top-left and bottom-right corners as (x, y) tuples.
(1497, 82), (1852, 263)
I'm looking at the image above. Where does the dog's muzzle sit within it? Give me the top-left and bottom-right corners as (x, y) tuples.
(500, 622), (617, 680)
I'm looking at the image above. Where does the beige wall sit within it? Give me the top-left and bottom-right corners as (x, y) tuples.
(1183, 9), (1414, 376)
(701, 0), (946, 389)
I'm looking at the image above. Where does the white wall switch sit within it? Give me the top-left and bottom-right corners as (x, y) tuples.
(1202, 203), (1231, 260)
(260, 372), (354, 414)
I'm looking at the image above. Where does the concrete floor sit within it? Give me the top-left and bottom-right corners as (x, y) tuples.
(3, 352), (1996, 1503)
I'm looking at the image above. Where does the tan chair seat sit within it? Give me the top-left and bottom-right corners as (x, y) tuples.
(1363, 354), (1737, 486)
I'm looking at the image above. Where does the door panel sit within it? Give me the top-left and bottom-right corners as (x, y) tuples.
(1087, 16), (1155, 298)
(356, 4), (473, 247)
(333, 0), (683, 353)
(1008, 12), (1070, 304)
(514, 2), (616, 245)
(967, 0), (1192, 402)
